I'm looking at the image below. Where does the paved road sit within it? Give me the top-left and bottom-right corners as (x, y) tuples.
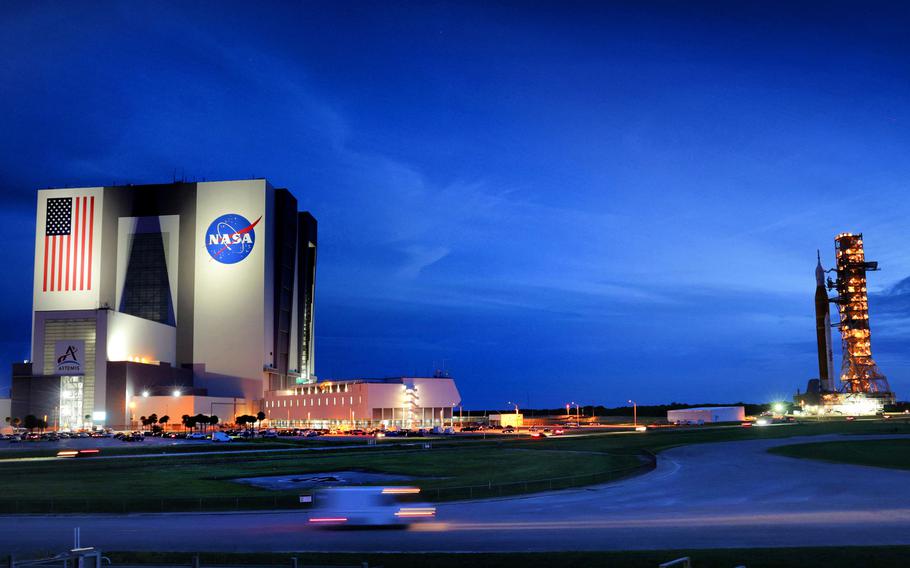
(4, 434), (910, 554)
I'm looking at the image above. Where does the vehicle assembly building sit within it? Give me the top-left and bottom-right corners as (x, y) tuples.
(797, 232), (895, 414)
(10, 180), (318, 430)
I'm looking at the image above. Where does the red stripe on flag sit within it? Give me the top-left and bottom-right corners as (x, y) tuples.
(43, 235), (49, 292)
(72, 197), (79, 290)
(57, 233), (63, 291)
(64, 235), (70, 291)
(80, 197), (87, 290)
(87, 196), (94, 290)
(50, 235), (56, 292)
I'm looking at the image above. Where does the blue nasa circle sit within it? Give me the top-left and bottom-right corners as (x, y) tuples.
(205, 213), (257, 264)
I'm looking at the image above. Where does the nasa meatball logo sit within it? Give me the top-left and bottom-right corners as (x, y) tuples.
(205, 213), (262, 264)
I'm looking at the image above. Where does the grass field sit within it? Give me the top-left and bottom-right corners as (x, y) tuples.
(103, 545), (910, 568)
(2, 418), (908, 512)
(769, 438), (910, 470)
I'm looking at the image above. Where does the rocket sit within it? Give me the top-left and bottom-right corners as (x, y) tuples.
(815, 251), (836, 392)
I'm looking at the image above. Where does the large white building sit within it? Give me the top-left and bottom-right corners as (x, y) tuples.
(12, 180), (317, 430)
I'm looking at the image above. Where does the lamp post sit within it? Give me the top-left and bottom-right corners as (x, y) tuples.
(628, 399), (637, 428)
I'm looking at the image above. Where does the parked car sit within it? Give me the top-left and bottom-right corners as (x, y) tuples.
(123, 432), (144, 442)
(211, 431), (232, 442)
(186, 432), (207, 440)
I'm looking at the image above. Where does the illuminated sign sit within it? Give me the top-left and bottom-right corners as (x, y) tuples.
(54, 340), (85, 375)
(204, 213), (261, 264)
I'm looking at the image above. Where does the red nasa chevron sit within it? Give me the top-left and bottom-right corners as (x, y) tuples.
(43, 195), (94, 292)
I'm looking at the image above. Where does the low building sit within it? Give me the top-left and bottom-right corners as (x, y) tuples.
(667, 406), (745, 424)
(261, 376), (461, 430)
(0, 398), (10, 433)
(488, 413), (523, 428)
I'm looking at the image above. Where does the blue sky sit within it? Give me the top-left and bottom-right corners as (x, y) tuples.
(2, 1), (910, 408)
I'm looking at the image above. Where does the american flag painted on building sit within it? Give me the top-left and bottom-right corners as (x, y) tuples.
(43, 195), (95, 292)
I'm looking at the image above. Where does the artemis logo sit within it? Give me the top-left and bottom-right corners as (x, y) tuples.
(205, 213), (261, 264)
(54, 340), (84, 375)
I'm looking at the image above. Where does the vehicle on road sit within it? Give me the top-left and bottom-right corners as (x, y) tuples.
(308, 486), (436, 528)
(503, 426), (516, 433)
(56, 449), (101, 458)
(122, 432), (144, 442)
(187, 432), (207, 440)
(211, 431), (232, 442)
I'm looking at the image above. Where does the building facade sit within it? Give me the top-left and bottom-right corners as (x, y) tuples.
(12, 180), (318, 430)
(261, 376), (462, 430)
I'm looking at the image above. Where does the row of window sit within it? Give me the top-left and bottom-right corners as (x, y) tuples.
(265, 395), (362, 409)
(294, 383), (352, 395)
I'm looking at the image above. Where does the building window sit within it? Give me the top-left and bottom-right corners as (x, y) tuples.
(120, 229), (175, 325)
(350, 396), (353, 405)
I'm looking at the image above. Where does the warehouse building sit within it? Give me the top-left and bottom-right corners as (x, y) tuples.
(11, 179), (317, 430)
(667, 406), (745, 424)
(261, 376), (461, 430)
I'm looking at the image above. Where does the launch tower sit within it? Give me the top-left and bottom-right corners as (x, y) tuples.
(831, 233), (894, 402)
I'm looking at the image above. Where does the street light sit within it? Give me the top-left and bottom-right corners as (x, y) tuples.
(172, 389), (181, 398)
(142, 390), (150, 398)
(628, 399), (637, 428)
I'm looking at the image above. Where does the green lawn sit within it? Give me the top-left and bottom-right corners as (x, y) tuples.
(2, 418), (907, 512)
(105, 546), (910, 568)
(769, 438), (910, 470)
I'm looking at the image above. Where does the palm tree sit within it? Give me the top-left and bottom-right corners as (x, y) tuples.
(139, 416), (147, 432)
(158, 415), (170, 432)
(256, 411), (266, 433)
(181, 414), (190, 433)
(194, 413), (208, 433)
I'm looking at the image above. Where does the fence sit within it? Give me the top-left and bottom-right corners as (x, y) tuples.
(0, 494), (306, 515)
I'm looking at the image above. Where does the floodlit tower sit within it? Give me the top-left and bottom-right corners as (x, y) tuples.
(831, 233), (893, 399)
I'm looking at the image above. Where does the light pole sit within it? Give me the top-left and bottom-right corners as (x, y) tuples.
(628, 399), (637, 427)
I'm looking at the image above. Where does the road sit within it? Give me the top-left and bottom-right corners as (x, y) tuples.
(4, 433), (910, 554)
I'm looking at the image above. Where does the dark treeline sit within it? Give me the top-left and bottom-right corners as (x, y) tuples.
(464, 402), (771, 418)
